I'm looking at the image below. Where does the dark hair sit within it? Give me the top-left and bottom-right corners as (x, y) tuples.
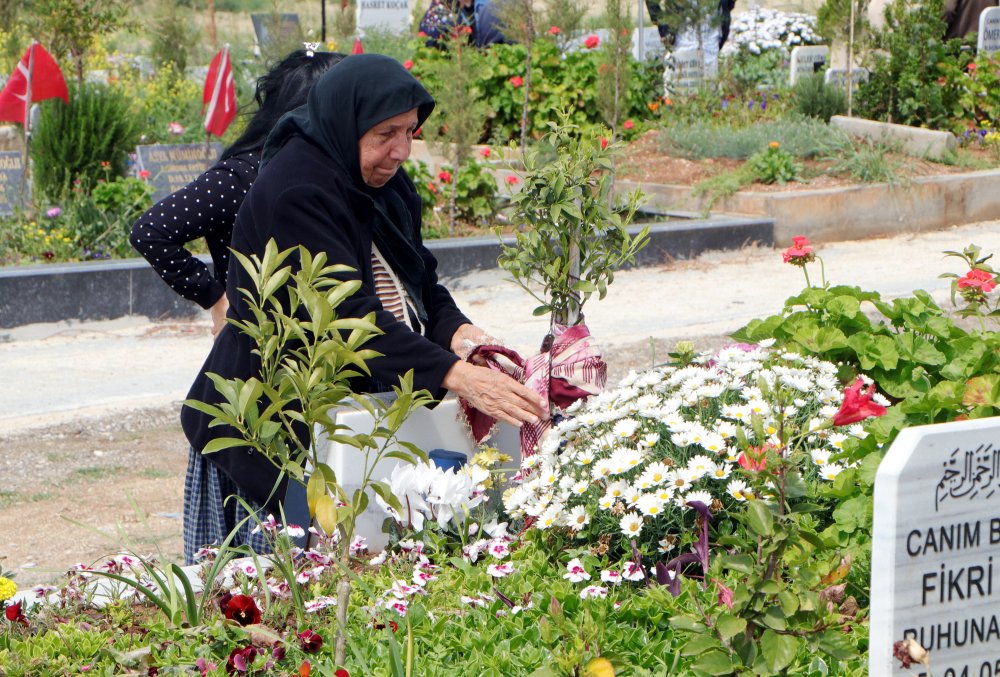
(222, 49), (345, 160)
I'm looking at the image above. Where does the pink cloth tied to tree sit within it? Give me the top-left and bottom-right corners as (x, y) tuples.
(459, 323), (607, 457)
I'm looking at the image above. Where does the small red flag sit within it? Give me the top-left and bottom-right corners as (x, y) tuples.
(352, 38), (364, 54)
(203, 44), (236, 138)
(0, 42), (68, 126)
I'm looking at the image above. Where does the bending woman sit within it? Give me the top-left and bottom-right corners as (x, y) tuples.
(181, 54), (545, 559)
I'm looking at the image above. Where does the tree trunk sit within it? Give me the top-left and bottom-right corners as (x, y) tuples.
(207, 0), (219, 49)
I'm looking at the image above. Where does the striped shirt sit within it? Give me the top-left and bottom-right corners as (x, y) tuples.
(371, 244), (418, 331)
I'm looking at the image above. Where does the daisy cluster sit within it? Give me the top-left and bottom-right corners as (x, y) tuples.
(504, 342), (879, 557)
(722, 7), (822, 56)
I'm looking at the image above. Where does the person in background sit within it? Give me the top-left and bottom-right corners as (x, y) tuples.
(644, 0), (736, 51)
(181, 54), (545, 561)
(129, 48), (343, 564)
(944, 0), (998, 40)
(419, 0), (507, 47)
(130, 49), (343, 338)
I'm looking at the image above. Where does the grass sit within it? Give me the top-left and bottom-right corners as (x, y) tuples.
(0, 490), (53, 508)
(74, 466), (126, 480)
(660, 115), (847, 160)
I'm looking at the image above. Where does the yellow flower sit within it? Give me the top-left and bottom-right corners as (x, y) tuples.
(0, 576), (16, 602)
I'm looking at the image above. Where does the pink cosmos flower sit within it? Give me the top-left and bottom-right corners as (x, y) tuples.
(583, 34), (599, 49)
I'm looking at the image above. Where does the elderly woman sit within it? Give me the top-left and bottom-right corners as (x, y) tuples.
(181, 54), (544, 557)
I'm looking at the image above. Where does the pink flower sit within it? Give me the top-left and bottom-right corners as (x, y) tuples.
(623, 119), (634, 130)
(958, 268), (997, 292)
(480, 147), (492, 158)
(403, 59), (414, 70)
(509, 75), (524, 87)
(139, 169), (150, 180)
(46, 206), (62, 218)
(737, 444), (769, 471)
(505, 175), (519, 186)
(714, 578), (734, 610)
(832, 377), (887, 427)
(167, 121), (185, 135)
(563, 558), (590, 583)
(437, 170), (452, 184)
(580, 585), (608, 599)
(548, 26), (561, 35)
(782, 235), (815, 265)
(583, 34), (600, 49)
(487, 562), (515, 578)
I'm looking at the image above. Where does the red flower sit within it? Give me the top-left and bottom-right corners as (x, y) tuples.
(713, 578), (734, 610)
(437, 170), (452, 184)
(5, 601), (28, 626)
(418, 31), (427, 37)
(335, 670), (350, 677)
(509, 75), (523, 87)
(223, 594), (261, 626)
(600, 137), (609, 150)
(297, 629), (324, 654)
(403, 59), (414, 70)
(737, 445), (769, 471)
(548, 25), (561, 34)
(958, 268), (997, 292)
(480, 147), (491, 158)
(505, 175), (519, 185)
(623, 119), (634, 130)
(968, 62), (978, 72)
(226, 645), (260, 674)
(782, 235), (815, 265)
(427, 181), (438, 194)
(583, 34), (599, 49)
(139, 169), (150, 180)
(832, 377), (887, 427)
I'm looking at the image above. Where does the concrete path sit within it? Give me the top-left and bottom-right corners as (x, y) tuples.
(4, 220), (1000, 435)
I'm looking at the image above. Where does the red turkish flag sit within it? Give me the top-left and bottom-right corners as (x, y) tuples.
(203, 45), (236, 138)
(0, 42), (68, 126)
(352, 38), (364, 54)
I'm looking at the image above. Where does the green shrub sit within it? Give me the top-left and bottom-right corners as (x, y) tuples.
(660, 114), (843, 159)
(793, 74), (847, 122)
(746, 141), (800, 183)
(822, 136), (907, 184)
(31, 82), (141, 203)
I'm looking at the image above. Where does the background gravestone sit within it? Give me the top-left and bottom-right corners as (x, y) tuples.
(135, 143), (223, 203)
(978, 6), (1000, 56)
(0, 151), (28, 216)
(667, 48), (708, 93)
(789, 45), (829, 85)
(870, 417), (1000, 676)
(356, 0), (410, 33)
(251, 13), (302, 56)
(824, 67), (870, 89)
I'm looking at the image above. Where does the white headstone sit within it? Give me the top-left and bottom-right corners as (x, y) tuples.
(356, 0), (411, 34)
(634, 27), (666, 61)
(870, 417), (1000, 676)
(789, 45), (829, 85)
(978, 7), (1000, 56)
(823, 67), (870, 89)
(668, 48), (708, 93)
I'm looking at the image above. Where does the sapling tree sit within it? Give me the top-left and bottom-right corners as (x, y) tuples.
(425, 30), (491, 231)
(596, 0), (634, 141)
(188, 240), (434, 666)
(497, 115), (648, 334)
(495, 0), (539, 150)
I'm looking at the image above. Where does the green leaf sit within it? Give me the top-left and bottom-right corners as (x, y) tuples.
(680, 633), (720, 656)
(719, 554), (755, 574)
(761, 629), (799, 672)
(715, 613), (747, 640)
(745, 500), (774, 537)
(690, 650), (736, 675)
(201, 437), (249, 453)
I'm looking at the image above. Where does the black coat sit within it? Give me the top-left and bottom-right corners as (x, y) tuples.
(181, 135), (471, 510)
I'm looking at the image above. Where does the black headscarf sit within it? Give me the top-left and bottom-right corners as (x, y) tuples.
(261, 54), (436, 321)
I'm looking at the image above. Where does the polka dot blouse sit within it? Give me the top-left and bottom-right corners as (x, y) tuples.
(129, 152), (258, 310)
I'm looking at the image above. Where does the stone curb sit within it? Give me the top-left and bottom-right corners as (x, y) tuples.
(0, 214), (772, 330)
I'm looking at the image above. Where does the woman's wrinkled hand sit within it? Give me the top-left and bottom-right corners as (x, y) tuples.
(450, 323), (503, 361)
(443, 360), (546, 428)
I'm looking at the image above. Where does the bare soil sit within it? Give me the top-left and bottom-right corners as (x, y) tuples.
(615, 129), (995, 190)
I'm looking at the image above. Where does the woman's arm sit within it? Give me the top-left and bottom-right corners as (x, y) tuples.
(129, 156), (256, 311)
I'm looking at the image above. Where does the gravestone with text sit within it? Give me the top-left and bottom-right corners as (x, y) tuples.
(667, 48), (708, 93)
(824, 67), (870, 89)
(356, 0), (411, 34)
(789, 45), (829, 85)
(135, 143), (223, 203)
(0, 151), (28, 216)
(870, 417), (1000, 676)
(979, 7), (1000, 56)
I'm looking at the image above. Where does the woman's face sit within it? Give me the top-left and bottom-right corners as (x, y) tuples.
(358, 107), (419, 188)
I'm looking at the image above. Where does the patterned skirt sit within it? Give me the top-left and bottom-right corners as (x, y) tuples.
(182, 447), (272, 565)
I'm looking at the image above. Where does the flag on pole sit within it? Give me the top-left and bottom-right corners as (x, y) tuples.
(203, 44), (236, 138)
(0, 42), (68, 126)
(352, 37), (364, 54)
